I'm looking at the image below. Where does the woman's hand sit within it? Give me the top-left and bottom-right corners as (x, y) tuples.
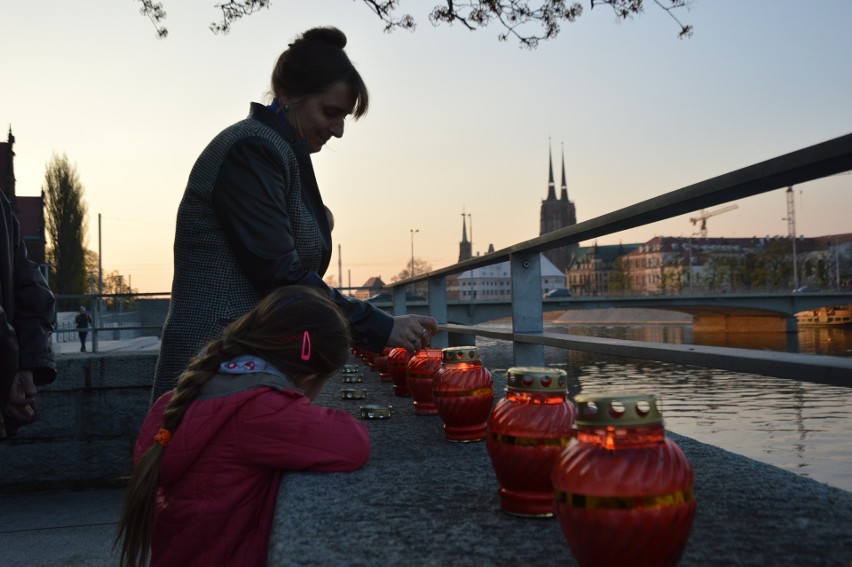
(387, 315), (439, 352)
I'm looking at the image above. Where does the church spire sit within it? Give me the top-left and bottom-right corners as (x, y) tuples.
(458, 207), (472, 262)
(461, 208), (468, 243)
(546, 139), (556, 201)
(560, 142), (568, 202)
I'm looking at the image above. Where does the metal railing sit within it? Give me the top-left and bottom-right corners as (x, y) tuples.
(383, 133), (852, 387)
(53, 292), (170, 352)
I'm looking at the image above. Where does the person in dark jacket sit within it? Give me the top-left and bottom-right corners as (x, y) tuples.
(75, 306), (91, 352)
(151, 26), (437, 402)
(0, 191), (56, 438)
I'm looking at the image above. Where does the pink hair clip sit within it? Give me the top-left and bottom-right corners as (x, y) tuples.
(301, 330), (311, 361)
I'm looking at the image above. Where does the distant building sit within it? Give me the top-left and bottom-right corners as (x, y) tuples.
(539, 144), (577, 273)
(457, 250), (565, 300)
(567, 242), (640, 296)
(0, 127), (48, 266)
(355, 276), (386, 300)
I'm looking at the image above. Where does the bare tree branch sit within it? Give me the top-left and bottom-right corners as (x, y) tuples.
(132, 0), (693, 44)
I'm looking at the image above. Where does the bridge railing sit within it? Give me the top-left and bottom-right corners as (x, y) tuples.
(383, 132), (852, 387)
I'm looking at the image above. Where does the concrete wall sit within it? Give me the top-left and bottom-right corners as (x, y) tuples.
(0, 352), (157, 492)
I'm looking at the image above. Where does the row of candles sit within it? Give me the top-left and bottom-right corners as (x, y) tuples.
(349, 345), (697, 567)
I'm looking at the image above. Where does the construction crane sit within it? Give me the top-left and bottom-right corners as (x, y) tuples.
(689, 204), (738, 238)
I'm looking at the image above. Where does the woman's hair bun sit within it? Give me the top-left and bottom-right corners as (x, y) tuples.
(297, 26), (347, 49)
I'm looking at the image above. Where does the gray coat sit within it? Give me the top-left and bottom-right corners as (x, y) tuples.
(152, 104), (393, 402)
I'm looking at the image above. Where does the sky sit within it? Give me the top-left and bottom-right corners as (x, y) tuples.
(1, 1), (851, 293)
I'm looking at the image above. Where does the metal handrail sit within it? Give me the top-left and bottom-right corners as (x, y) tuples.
(383, 132), (852, 383)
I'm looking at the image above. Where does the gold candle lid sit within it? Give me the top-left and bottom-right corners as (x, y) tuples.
(442, 346), (480, 363)
(360, 404), (393, 420)
(506, 367), (567, 393)
(340, 388), (367, 400)
(342, 373), (363, 383)
(574, 392), (663, 427)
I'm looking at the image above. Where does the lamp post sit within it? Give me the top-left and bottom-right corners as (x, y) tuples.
(410, 229), (419, 278)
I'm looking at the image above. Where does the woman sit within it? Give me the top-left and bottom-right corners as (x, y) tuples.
(152, 27), (436, 402)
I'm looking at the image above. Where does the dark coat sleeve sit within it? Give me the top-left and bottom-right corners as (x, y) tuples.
(0, 193), (56, 398)
(210, 137), (393, 352)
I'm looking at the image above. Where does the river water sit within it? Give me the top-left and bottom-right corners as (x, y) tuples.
(473, 322), (852, 492)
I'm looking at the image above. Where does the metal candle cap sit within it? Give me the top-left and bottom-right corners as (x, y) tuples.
(506, 367), (567, 393)
(441, 346), (480, 363)
(360, 404), (393, 420)
(341, 372), (363, 383)
(574, 392), (663, 427)
(340, 388), (367, 400)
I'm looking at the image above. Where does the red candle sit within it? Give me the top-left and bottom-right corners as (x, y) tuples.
(374, 347), (392, 383)
(432, 346), (494, 442)
(552, 393), (696, 567)
(487, 367), (574, 517)
(387, 347), (413, 397)
(406, 348), (443, 415)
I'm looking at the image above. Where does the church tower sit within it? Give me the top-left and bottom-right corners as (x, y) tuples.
(539, 142), (578, 271)
(458, 208), (472, 262)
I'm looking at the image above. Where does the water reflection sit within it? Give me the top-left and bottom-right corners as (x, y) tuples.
(474, 323), (852, 492)
(545, 322), (852, 357)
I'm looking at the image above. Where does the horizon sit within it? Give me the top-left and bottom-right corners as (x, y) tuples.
(2, 1), (850, 293)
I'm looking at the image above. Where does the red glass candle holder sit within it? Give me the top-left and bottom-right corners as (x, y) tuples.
(353, 346), (378, 371)
(486, 367), (574, 517)
(387, 347), (413, 397)
(406, 348), (443, 415)
(432, 346), (494, 442)
(552, 393), (696, 567)
(374, 347), (392, 383)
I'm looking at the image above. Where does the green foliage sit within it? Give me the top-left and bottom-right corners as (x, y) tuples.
(607, 256), (632, 292)
(44, 154), (88, 298)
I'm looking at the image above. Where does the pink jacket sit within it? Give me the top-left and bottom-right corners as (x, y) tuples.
(134, 373), (370, 566)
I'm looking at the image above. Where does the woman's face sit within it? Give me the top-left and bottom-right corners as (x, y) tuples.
(284, 81), (352, 153)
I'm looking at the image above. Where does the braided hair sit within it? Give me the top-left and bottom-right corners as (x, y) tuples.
(115, 285), (351, 567)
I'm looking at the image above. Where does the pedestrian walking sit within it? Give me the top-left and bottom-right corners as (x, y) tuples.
(75, 306), (91, 352)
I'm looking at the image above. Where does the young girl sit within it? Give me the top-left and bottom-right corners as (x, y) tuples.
(116, 286), (369, 567)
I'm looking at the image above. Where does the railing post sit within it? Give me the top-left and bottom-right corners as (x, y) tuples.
(90, 295), (99, 353)
(392, 286), (407, 315)
(510, 252), (545, 367)
(427, 275), (448, 349)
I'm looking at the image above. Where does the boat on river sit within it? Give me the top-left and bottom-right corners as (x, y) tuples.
(796, 304), (852, 328)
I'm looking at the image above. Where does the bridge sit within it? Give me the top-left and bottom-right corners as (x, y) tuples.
(367, 290), (852, 331)
(377, 132), (852, 386)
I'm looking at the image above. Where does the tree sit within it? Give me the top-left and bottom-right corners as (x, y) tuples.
(44, 154), (88, 302)
(135, 0), (693, 46)
(607, 256), (632, 294)
(390, 257), (433, 283)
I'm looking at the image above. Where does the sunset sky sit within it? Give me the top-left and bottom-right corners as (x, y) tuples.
(1, 1), (850, 293)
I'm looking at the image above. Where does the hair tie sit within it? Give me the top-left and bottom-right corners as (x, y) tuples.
(153, 428), (172, 447)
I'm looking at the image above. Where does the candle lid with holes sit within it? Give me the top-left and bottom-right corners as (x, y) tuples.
(441, 346), (480, 363)
(506, 366), (567, 393)
(340, 388), (367, 400)
(574, 393), (662, 427)
(360, 404), (393, 420)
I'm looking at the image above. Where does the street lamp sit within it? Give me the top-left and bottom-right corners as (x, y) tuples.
(410, 229), (419, 278)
